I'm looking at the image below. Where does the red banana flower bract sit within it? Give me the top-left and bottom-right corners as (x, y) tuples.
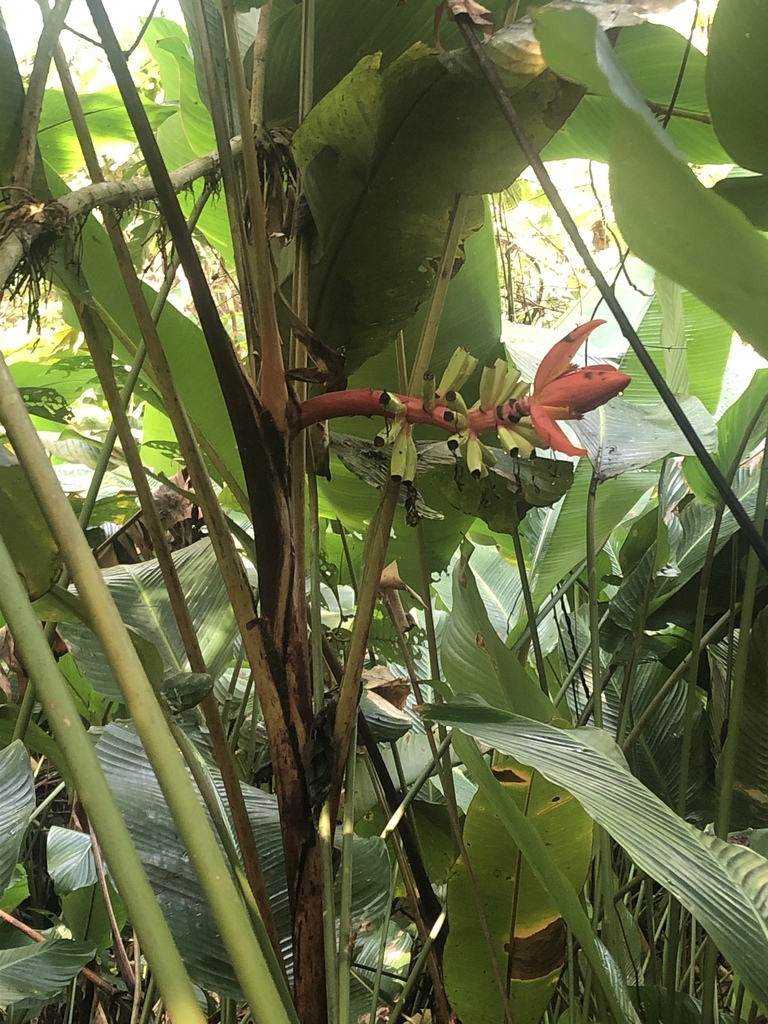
(528, 319), (631, 457)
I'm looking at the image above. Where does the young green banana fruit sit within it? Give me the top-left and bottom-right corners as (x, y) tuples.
(479, 358), (523, 411)
(444, 389), (470, 430)
(390, 425), (417, 483)
(436, 347), (478, 399)
(375, 414), (405, 447)
(463, 434), (490, 479)
(422, 371), (436, 413)
(497, 425), (536, 458)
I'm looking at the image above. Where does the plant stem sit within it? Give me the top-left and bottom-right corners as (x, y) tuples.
(250, 3), (272, 135)
(0, 362), (297, 1024)
(510, 515), (548, 694)
(330, 480), (400, 819)
(11, 0), (72, 190)
(388, 911), (448, 1024)
(407, 194), (470, 395)
(319, 799), (339, 1023)
(367, 860), (399, 1023)
(47, 31), (280, 944)
(0, 533), (204, 1024)
(337, 721), (358, 1024)
(219, 0), (289, 424)
(585, 470), (603, 729)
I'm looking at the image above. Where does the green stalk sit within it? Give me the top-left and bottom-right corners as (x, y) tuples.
(511, 558), (588, 655)
(664, 512), (722, 1023)
(510, 515), (549, 694)
(0, 532), (204, 1024)
(416, 524), (441, 679)
(379, 733), (452, 839)
(0, 362), (297, 1024)
(395, 329), (409, 393)
(218, 0), (288, 420)
(331, 480), (400, 817)
(716, 455), (768, 837)
(337, 721), (358, 1024)
(319, 801), (339, 1023)
(407, 194), (470, 395)
(308, 456), (325, 713)
(623, 605), (733, 752)
(701, 426), (768, 1024)
(388, 910), (447, 1024)
(298, 0), (316, 118)
(585, 469), (603, 729)
(552, 609), (610, 709)
(367, 860), (399, 1024)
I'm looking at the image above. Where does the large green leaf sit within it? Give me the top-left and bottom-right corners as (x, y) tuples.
(525, 463), (656, 613)
(60, 540), (237, 702)
(38, 88), (174, 176)
(46, 827), (101, 895)
(533, 7), (768, 360)
(706, 0), (768, 174)
(96, 722), (390, 993)
(543, 23), (729, 166)
(572, 395), (716, 480)
(0, 707), (72, 789)
(610, 458), (768, 629)
(444, 757), (592, 1024)
(353, 210), (502, 396)
(0, 743), (34, 901)
(435, 539), (524, 641)
(683, 369), (768, 506)
(440, 544), (556, 721)
(712, 173), (768, 231)
(293, 44), (582, 373)
(0, 12), (24, 187)
(8, 359), (95, 429)
(426, 699), (768, 1008)
(0, 447), (62, 601)
(47, 829), (125, 950)
(620, 288), (732, 414)
(263, 0), (508, 127)
(0, 935), (95, 1006)
(0, 865), (29, 915)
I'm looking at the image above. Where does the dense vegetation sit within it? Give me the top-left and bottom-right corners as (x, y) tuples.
(1, 1), (768, 1022)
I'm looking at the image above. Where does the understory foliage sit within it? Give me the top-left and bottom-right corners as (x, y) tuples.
(1, 1), (768, 1023)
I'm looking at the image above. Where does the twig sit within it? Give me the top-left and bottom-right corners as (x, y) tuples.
(0, 139), (242, 293)
(89, 821), (136, 988)
(11, 0), (73, 191)
(124, 0), (161, 59)
(0, 908), (118, 996)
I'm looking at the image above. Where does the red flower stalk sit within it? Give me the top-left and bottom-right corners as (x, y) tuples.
(298, 320), (630, 457)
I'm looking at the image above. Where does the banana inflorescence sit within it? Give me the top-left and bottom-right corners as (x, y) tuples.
(382, 348), (542, 483)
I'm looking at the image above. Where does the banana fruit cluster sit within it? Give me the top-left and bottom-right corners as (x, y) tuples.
(380, 349), (538, 483)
